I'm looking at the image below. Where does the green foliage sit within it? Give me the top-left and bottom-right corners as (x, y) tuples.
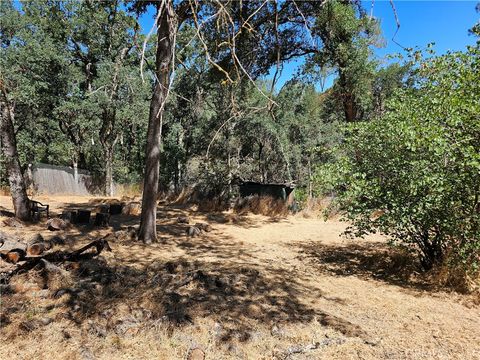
(319, 46), (480, 272)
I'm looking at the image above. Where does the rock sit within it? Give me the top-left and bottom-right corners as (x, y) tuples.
(86, 320), (107, 337)
(212, 322), (223, 338)
(270, 324), (286, 337)
(195, 223), (212, 232)
(187, 348), (205, 360)
(31, 289), (50, 299)
(79, 345), (96, 360)
(114, 317), (139, 337)
(38, 317), (53, 326)
(186, 226), (201, 237)
(47, 217), (68, 231)
(177, 216), (190, 224)
(19, 317), (53, 332)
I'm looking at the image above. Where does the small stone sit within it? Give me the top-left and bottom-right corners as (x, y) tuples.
(187, 348), (205, 360)
(186, 226), (201, 237)
(177, 216), (190, 224)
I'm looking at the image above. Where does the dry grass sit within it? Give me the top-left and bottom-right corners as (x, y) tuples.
(297, 196), (339, 219)
(1, 195), (480, 360)
(233, 195), (288, 217)
(115, 183), (142, 198)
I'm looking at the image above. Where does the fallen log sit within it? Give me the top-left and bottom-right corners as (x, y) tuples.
(0, 232), (27, 253)
(2, 217), (24, 228)
(27, 242), (52, 256)
(1, 238), (112, 282)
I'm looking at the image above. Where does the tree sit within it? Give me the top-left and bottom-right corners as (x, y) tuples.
(0, 0), (68, 219)
(304, 0), (380, 122)
(319, 46), (480, 271)
(132, 0), (316, 242)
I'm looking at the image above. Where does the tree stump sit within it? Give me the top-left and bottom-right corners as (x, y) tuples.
(109, 203), (123, 215)
(47, 218), (68, 231)
(76, 210), (91, 224)
(94, 213), (110, 227)
(61, 210), (77, 224)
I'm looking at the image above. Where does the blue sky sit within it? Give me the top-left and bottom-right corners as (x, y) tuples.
(138, 1), (479, 89)
(273, 1), (479, 89)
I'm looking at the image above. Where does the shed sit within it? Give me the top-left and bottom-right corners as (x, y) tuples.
(238, 181), (295, 205)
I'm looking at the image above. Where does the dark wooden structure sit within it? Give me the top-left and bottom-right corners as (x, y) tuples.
(76, 210), (91, 224)
(238, 181), (295, 204)
(109, 203), (123, 215)
(61, 210), (77, 223)
(29, 200), (49, 220)
(94, 213), (110, 227)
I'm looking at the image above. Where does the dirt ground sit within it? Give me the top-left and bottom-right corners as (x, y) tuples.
(0, 195), (479, 360)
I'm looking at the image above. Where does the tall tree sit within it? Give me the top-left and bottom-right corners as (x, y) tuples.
(0, 0), (67, 219)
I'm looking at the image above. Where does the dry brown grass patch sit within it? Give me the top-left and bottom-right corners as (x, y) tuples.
(234, 195), (288, 217)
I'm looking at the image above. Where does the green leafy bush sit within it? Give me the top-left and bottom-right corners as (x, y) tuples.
(320, 46), (480, 273)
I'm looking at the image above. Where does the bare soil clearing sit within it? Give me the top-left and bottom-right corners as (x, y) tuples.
(0, 195), (479, 360)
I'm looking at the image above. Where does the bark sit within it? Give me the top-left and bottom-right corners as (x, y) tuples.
(338, 71), (357, 122)
(72, 160), (78, 184)
(104, 145), (115, 197)
(138, 1), (176, 244)
(0, 84), (30, 221)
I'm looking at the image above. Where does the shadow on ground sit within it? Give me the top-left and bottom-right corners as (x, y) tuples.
(296, 241), (431, 291)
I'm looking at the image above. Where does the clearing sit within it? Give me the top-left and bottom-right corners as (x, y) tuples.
(0, 195), (479, 360)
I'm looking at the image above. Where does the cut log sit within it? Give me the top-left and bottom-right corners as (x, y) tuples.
(1, 249), (26, 264)
(1, 238), (112, 282)
(27, 233), (44, 246)
(109, 203), (123, 215)
(27, 242), (52, 256)
(47, 218), (68, 231)
(2, 217), (24, 228)
(195, 223), (212, 232)
(94, 213), (110, 227)
(61, 210), (77, 224)
(97, 205), (110, 214)
(76, 210), (91, 224)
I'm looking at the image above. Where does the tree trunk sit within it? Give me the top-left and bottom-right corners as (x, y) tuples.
(73, 159), (78, 184)
(138, 1), (176, 244)
(0, 92), (30, 221)
(307, 157), (313, 199)
(105, 147), (114, 197)
(338, 71), (357, 122)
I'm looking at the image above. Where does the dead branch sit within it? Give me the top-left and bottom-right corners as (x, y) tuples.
(0, 238), (112, 283)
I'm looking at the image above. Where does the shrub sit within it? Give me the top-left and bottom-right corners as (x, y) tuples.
(320, 46), (480, 273)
